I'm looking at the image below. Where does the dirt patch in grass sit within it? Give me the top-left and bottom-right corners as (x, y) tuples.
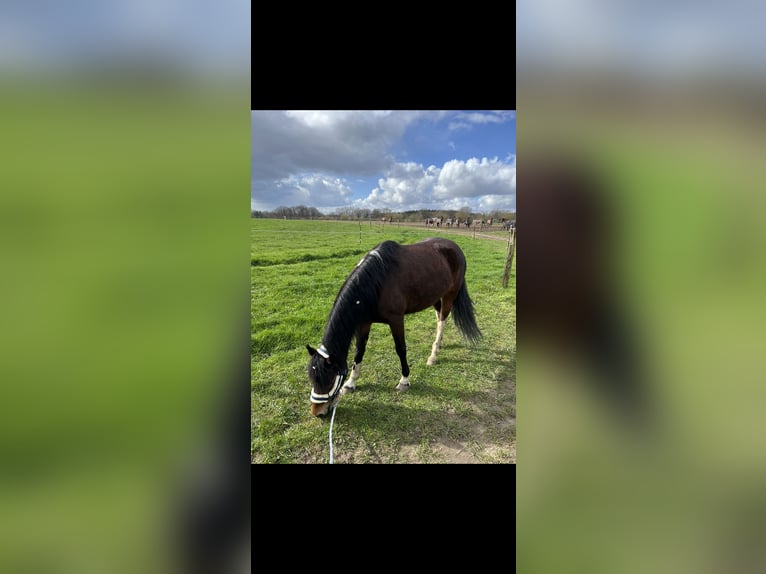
(398, 432), (516, 464)
(386, 389), (516, 464)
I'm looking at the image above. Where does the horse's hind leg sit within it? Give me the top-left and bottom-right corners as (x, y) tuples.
(343, 322), (371, 395)
(427, 300), (450, 365)
(388, 316), (411, 391)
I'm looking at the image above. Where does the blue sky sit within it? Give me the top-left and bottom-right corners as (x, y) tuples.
(518, 1), (766, 77)
(0, 1), (249, 75)
(251, 111), (516, 215)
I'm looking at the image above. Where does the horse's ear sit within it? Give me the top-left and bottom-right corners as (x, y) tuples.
(306, 344), (316, 356)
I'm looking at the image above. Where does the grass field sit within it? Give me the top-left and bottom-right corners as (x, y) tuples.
(0, 85), (249, 572)
(251, 219), (516, 463)
(517, 99), (766, 573)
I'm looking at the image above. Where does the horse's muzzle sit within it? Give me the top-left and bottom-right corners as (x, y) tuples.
(311, 401), (330, 417)
(311, 398), (338, 417)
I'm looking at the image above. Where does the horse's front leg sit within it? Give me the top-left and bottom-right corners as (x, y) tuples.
(388, 316), (411, 391)
(342, 322), (371, 395)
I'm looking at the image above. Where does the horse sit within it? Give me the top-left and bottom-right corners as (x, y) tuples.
(306, 237), (482, 417)
(522, 153), (652, 428)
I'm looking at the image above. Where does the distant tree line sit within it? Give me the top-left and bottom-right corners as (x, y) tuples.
(251, 205), (324, 219)
(251, 204), (515, 224)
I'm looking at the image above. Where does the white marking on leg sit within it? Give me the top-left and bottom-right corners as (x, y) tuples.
(341, 363), (361, 395)
(427, 319), (446, 365)
(340, 381), (355, 395)
(349, 362), (362, 382)
(396, 376), (411, 392)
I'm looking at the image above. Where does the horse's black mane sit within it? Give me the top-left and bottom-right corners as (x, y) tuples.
(321, 240), (400, 360)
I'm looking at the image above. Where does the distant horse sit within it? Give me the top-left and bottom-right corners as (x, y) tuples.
(306, 238), (482, 416)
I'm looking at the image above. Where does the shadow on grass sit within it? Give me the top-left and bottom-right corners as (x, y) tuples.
(251, 248), (366, 267)
(322, 357), (514, 428)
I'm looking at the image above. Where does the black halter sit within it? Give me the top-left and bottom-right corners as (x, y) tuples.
(309, 345), (348, 404)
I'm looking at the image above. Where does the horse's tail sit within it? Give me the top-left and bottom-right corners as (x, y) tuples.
(452, 280), (482, 344)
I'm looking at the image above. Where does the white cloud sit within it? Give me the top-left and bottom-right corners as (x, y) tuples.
(251, 110), (424, 184)
(251, 174), (354, 211)
(359, 162), (440, 209)
(458, 111), (513, 124)
(251, 110), (516, 214)
(448, 121), (471, 131)
(478, 194), (516, 211)
(448, 110), (515, 130)
(352, 155), (516, 213)
(433, 157), (516, 199)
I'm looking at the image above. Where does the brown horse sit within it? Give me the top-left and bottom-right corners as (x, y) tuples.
(306, 238), (481, 416)
(521, 153), (651, 428)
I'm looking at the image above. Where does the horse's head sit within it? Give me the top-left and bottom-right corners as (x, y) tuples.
(306, 344), (348, 417)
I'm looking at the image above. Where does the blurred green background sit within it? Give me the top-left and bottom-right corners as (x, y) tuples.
(0, 3), (249, 572)
(518, 99), (766, 571)
(0, 83), (249, 573)
(517, 5), (766, 571)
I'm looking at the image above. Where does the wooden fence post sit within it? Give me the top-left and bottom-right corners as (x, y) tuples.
(502, 228), (516, 288)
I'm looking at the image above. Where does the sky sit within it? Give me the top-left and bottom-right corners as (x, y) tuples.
(251, 110), (516, 215)
(518, 0), (766, 77)
(0, 1), (249, 75)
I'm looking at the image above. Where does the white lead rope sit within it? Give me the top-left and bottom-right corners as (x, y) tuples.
(329, 403), (338, 464)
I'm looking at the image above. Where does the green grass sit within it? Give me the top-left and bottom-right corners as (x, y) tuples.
(517, 101), (766, 574)
(251, 219), (516, 463)
(0, 84), (249, 572)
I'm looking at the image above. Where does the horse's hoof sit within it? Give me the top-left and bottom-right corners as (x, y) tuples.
(426, 357), (436, 366)
(396, 381), (411, 392)
(340, 384), (356, 395)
